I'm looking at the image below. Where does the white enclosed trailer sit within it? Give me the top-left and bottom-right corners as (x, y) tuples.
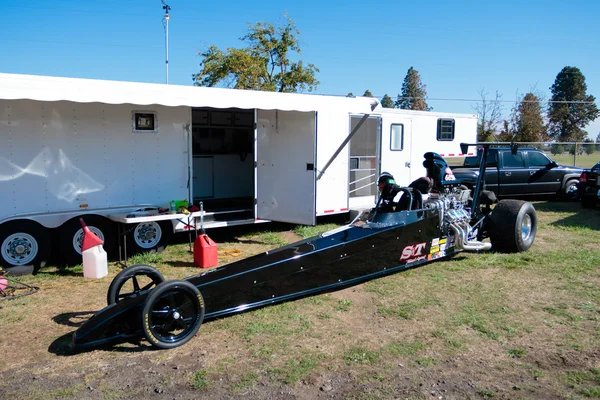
(0, 73), (476, 274)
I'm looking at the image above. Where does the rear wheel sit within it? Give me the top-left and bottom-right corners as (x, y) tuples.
(0, 220), (51, 275)
(59, 216), (117, 265)
(141, 280), (205, 349)
(126, 221), (172, 255)
(488, 200), (537, 253)
(106, 264), (165, 305)
(563, 179), (580, 201)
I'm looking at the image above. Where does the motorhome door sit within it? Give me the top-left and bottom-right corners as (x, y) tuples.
(255, 110), (316, 225)
(379, 117), (413, 187)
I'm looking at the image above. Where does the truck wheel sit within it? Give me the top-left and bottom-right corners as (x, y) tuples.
(0, 220), (51, 275)
(59, 216), (117, 266)
(488, 200), (537, 253)
(141, 280), (205, 349)
(563, 179), (580, 201)
(106, 264), (165, 305)
(127, 221), (172, 255)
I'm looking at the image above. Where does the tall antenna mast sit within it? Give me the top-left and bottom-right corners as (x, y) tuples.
(162, 1), (171, 84)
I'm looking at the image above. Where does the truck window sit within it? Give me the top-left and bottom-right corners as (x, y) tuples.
(502, 151), (525, 168)
(436, 118), (455, 141)
(528, 151), (551, 167)
(463, 150), (498, 167)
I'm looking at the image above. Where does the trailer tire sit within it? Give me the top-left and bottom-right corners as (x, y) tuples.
(106, 264), (165, 305)
(488, 200), (537, 253)
(0, 220), (51, 275)
(59, 216), (117, 266)
(127, 221), (172, 255)
(141, 280), (205, 349)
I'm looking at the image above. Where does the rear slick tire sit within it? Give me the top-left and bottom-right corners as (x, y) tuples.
(488, 200), (537, 253)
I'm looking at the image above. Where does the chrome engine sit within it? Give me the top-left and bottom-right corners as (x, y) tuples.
(425, 186), (491, 251)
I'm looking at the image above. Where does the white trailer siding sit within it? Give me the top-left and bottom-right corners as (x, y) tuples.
(1, 100), (191, 225)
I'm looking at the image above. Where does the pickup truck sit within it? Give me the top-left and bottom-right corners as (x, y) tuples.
(452, 147), (583, 199)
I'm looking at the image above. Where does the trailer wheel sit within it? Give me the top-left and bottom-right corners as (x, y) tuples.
(141, 280), (205, 349)
(106, 264), (165, 305)
(488, 200), (537, 253)
(59, 216), (117, 265)
(127, 221), (172, 255)
(0, 220), (51, 275)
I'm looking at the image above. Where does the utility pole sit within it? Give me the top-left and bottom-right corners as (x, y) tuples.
(162, 1), (171, 84)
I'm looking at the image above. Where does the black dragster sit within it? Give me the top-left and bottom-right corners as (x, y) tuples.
(72, 143), (537, 350)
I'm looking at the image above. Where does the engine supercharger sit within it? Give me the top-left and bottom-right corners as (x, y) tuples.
(80, 218), (108, 279)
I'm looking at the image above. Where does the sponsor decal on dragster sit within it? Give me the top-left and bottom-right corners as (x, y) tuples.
(399, 242), (428, 264)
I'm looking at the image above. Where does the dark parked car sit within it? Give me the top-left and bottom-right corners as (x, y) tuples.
(579, 162), (600, 208)
(453, 147), (583, 199)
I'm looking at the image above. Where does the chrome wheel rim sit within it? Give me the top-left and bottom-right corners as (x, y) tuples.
(134, 222), (162, 249)
(521, 214), (532, 242)
(1, 233), (38, 265)
(73, 227), (105, 255)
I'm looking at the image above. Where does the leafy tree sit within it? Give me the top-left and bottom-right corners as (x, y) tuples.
(514, 93), (547, 142)
(548, 66), (599, 141)
(550, 143), (563, 155)
(363, 89), (373, 97)
(568, 144), (578, 155)
(496, 120), (515, 142)
(596, 132), (600, 151)
(192, 17), (319, 93)
(473, 89), (503, 142)
(584, 139), (595, 155)
(395, 67), (431, 111)
(381, 94), (394, 108)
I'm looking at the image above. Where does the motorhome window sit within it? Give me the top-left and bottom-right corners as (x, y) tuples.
(436, 118), (455, 141)
(390, 124), (404, 151)
(133, 112), (157, 133)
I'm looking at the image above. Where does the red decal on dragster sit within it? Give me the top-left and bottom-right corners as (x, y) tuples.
(400, 242), (427, 260)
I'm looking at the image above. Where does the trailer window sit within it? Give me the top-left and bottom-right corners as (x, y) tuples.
(390, 124), (404, 151)
(132, 111), (158, 133)
(436, 118), (455, 141)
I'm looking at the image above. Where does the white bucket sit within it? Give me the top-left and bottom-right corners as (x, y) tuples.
(82, 245), (108, 279)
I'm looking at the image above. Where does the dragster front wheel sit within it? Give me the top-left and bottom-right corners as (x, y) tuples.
(141, 280), (205, 349)
(106, 264), (165, 305)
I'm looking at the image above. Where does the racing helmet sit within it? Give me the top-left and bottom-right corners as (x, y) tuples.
(378, 172), (397, 198)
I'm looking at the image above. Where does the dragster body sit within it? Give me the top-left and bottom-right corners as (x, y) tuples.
(73, 209), (456, 349)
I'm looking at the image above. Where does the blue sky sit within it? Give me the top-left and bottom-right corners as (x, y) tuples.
(2, 0), (599, 138)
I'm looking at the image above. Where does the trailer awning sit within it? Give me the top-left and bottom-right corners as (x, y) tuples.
(0, 73), (378, 114)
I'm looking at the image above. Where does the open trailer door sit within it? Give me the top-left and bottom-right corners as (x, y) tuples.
(256, 110), (316, 225)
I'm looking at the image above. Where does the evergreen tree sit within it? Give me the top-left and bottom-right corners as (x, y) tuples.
(514, 93), (547, 142)
(346, 92), (354, 97)
(550, 143), (563, 155)
(395, 67), (431, 111)
(362, 89), (373, 97)
(381, 94), (394, 108)
(548, 66), (599, 141)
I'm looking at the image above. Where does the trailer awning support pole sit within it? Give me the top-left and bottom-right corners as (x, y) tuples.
(316, 113), (371, 181)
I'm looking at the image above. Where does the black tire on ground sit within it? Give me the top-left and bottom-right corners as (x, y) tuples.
(106, 264), (165, 305)
(141, 280), (205, 349)
(58, 216), (117, 266)
(581, 196), (596, 209)
(126, 221), (173, 255)
(488, 200), (537, 253)
(0, 220), (51, 275)
(563, 179), (580, 201)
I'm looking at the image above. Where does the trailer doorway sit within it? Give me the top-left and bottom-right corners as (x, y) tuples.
(191, 108), (255, 220)
(348, 115), (381, 210)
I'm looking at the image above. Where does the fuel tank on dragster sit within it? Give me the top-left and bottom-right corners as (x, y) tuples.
(73, 209), (450, 349)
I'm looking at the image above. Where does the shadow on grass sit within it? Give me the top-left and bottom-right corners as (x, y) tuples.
(532, 201), (600, 230)
(52, 311), (97, 328)
(48, 331), (155, 356)
(163, 260), (195, 268)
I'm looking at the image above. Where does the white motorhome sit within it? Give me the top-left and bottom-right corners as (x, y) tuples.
(0, 73), (476, 273)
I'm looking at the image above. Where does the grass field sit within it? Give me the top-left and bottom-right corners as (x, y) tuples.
(0, 202), (598, 399)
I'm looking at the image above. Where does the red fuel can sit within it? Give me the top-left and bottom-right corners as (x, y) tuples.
(194, 234), (218, 268)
